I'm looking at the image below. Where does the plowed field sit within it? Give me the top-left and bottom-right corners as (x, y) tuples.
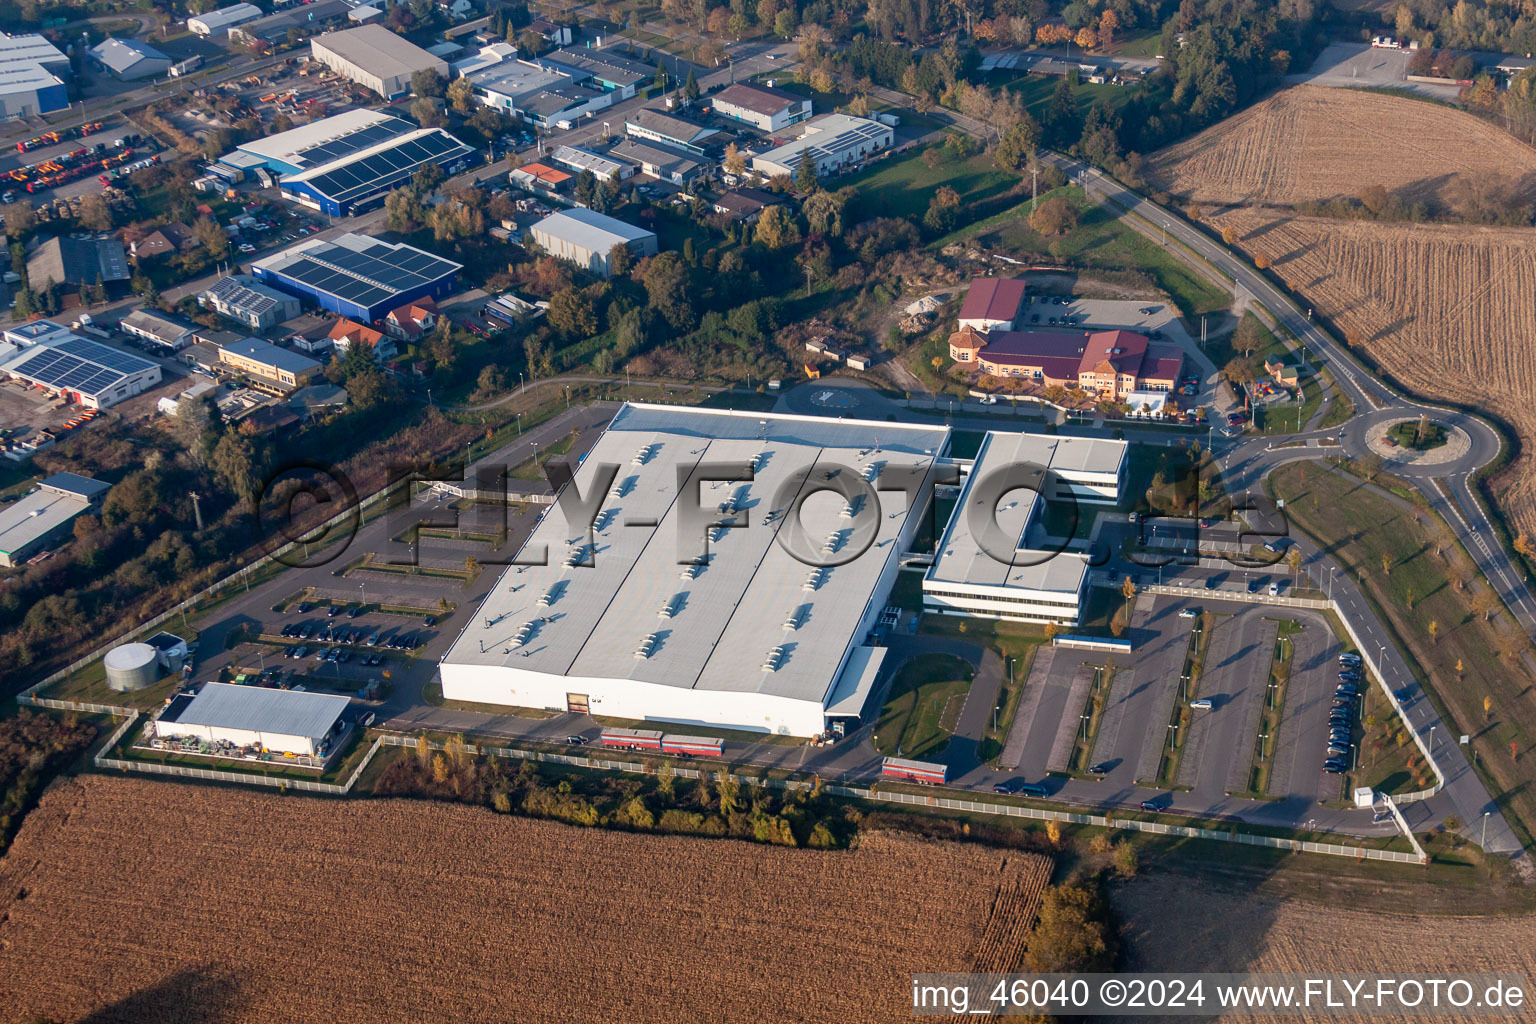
(1208, 207), (1536, 533)
(1116, 874), (1536, 1022)
(0, 776), (1052, 1024)
(1146, 86), (1536, 208)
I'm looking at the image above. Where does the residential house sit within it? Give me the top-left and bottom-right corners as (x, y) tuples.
(384, 296), (438, 343)
(328, 318), (397, 361)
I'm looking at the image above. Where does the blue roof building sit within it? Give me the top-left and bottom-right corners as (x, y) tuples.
(250, 233), (462, 323)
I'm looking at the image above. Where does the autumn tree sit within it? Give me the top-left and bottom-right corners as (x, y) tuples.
(1221, 226), (1237, 245)
(754, 203), (801, 249)
(1025, 883), (1117, 973)
(1028, 194), (1076, 236)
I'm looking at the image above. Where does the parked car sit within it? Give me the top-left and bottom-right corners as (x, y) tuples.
(290, 645), (307, 659)
(347, 605), (363, 618)
(1268, 582), (1281, 596)
(565, 735), (589, 745)
(1248, 577), (1265, 593)
(328, 605), (342, 617)
(1189, 698), (1214, 711)
(423, 615), (437, 627)
(1139, 799), (1163, 812)
(1087, 762), (1111, 775)
(1178, 608), (1198, 619)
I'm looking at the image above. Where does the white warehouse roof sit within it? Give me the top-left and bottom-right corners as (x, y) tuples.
(187, 3), (263, 35)
(531, 208), (654, 254)
(161, 682), (350, 740)
(441, 404), (950, 711)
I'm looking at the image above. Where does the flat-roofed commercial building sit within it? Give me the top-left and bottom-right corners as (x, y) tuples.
(218, 337), (322, 390)
(153, 683), (350, 761)
(550, 144), (635, 181)
(310, 25), (448, 100)
(711, 81), (811, 132)
(751, 113), (892, 178)
(608, 138), (708, 186)
(439, 404), (952, 736)
(0, 321), (161, 409)
(0, 472), (109, 566)
(530, 208), (657, 278)
(623, 107), (719, 154)
(922, 431), (1127, 625)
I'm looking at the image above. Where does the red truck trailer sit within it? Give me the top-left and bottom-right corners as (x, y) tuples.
(599, 727), (664, 751)
(881, 757), (947, 785)
(659, 734), (724, 758)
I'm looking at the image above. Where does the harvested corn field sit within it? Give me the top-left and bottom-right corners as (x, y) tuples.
(1208, 207), (1536, 533)
(1146, 86), (1536, 208)
(1116, 874), (1536, 1022)
(0, 776), (1053, 1024)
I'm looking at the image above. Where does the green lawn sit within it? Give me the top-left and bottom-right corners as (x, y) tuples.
(992, 73), (1140, 121)
(872, 652), (974, 759)
(844, 146), (1021, 223)
(1268, 462), (1536, 843)
(939, 186), (1230, 317)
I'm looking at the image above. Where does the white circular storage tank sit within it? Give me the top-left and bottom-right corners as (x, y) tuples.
(104, 643), (160, 692)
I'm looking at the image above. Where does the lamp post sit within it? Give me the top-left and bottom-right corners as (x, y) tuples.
(359, 581), (366, 610)
(1483, 811), (1490, 848)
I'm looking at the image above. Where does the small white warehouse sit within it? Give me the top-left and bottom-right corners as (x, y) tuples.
(530, 208), (657, 278)
(750, 113), (893, 179)
(153, 683), (350, 758)
(187, 3), (263, 36)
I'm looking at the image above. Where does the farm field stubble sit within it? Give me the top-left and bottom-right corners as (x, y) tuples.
(1207, 207), (1536, 536)
(0, 775), (1052, 1024)
(1114, 873), (1536, 1023)
(1145, 86), (1536, 209)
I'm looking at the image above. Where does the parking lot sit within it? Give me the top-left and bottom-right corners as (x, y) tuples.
(992, 591), (1362, 820)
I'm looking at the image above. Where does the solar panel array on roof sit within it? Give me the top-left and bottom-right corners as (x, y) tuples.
(288, 130), (473, 205)
(266, 237), (459, 307)
(294, 115), (412, 166)
(9, 346), (126, 394)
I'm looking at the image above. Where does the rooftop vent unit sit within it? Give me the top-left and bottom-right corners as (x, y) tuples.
(657, 594), (682, 619)
(761, 645), (786, 672)
(609, 475), (636, 500)
(679, 562), (703, 580)
(633, 633), (660, 659)
(782, 606), (805, 630)
(803, 567), (827, 591)
(631, 443), (656, 466)
(750, 451), (767, 471)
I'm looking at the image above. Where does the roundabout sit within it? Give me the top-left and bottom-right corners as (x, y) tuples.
(1364, 416), (1471, 467)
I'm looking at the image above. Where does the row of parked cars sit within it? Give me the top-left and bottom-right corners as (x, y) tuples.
(1324, 651), (1365, 774)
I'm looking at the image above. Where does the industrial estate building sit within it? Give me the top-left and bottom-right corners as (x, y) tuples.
(251, 233), (462, 322)
(0, 472), (109, 567)
(217, 337), (323, 389)
(0, 320), (162, 408)
(923, 431), (1127, 625)
(0, 32), (69, 117)
(187, 3), (262, 36)
(438, 404), (952, 737)
(152, 683), (351, 761)
(608, 139), (707, 186)
(550, 144), (635, 181)
(459, 44), (650, 124)
(119, 309), (195, 352)
(26, 236), (129, 288)
(89, 38), (171, 81)
(200, 274), (303, 331)
(711, 82), (812, 132)
(310, 25), (448, 100)
(624, 107), (719, 154)
(227, 109), (474, 216)
(750, 113), (893, 178)
(530, 209), (657, 278)
(229, 0), (350, 47)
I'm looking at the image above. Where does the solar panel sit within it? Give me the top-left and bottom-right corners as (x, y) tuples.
(294, 131), (475, 207)
(296, 117), (414, 166)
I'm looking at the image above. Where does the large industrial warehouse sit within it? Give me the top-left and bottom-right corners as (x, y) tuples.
(225, 109), (475, 216)
(530, 209), (657, 279)
(922, 431), (1127, 625)
(438, 404), (952, 736)
(310, 25), (448, 100)
(251, 233), (462, 322)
